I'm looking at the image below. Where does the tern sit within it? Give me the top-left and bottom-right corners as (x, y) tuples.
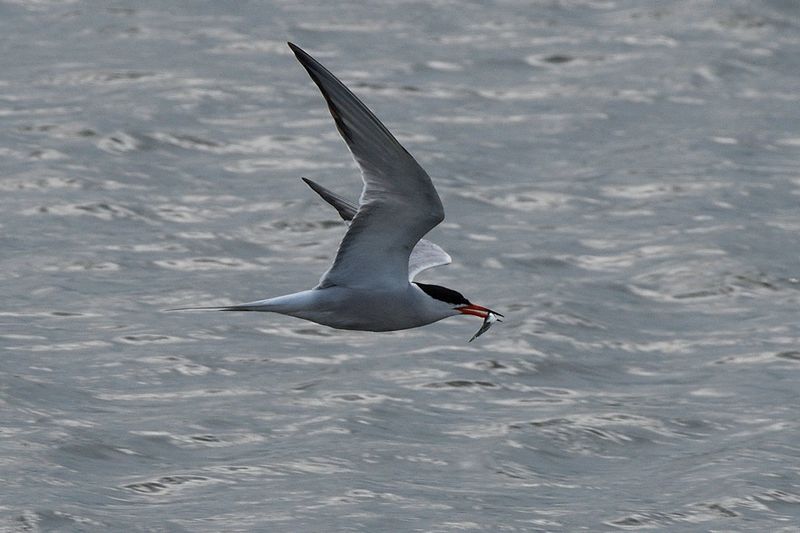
(173, 43), (502, 336)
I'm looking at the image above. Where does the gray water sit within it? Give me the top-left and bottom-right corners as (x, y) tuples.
(2, 1), (800, 531)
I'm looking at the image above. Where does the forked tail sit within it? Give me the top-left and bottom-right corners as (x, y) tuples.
(165, 304), (260, 312)
(166, 291), (317, 314)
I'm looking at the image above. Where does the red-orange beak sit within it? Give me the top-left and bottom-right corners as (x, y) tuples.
(457, 304), (503, 320)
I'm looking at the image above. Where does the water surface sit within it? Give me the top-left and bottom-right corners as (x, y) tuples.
(2, 1), (800, 531)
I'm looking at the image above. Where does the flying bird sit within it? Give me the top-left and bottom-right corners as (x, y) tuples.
(173, 43), (502, 337)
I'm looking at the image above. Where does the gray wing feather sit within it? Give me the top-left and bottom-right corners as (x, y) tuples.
(407, 239), (452, 280)
(302, 177), (451, 280)
(289, 43), (444, 289)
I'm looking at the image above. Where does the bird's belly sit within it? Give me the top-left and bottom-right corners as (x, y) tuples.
(288, 287), (433, 332)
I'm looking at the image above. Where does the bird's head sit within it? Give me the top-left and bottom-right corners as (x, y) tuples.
(414, 282), (503, 320)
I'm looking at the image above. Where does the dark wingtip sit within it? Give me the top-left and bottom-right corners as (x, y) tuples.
(286, 42), (353, 142)
(287, 42), (313, 66)
(301, 176), (322, 193)
(300, 176), (322, 195)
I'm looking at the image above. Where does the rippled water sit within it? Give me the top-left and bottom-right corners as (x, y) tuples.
(3, 1), (800, 531)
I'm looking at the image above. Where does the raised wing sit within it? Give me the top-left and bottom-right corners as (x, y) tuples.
(289, 43), (444, 289)
(302, 177), (452, 280)
(407, 239), (452, 280)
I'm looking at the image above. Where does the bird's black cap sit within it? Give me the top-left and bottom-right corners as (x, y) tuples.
(414, 282), (471, 306)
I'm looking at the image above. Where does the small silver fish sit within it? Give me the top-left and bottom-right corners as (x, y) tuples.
(468, 311), (503, 342)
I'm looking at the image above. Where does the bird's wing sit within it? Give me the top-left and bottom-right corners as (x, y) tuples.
(289, 43), (444, 289)
(407, 239), (452, 280)
(302, 177), (452, 280)
(301, 177), (357, 221)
